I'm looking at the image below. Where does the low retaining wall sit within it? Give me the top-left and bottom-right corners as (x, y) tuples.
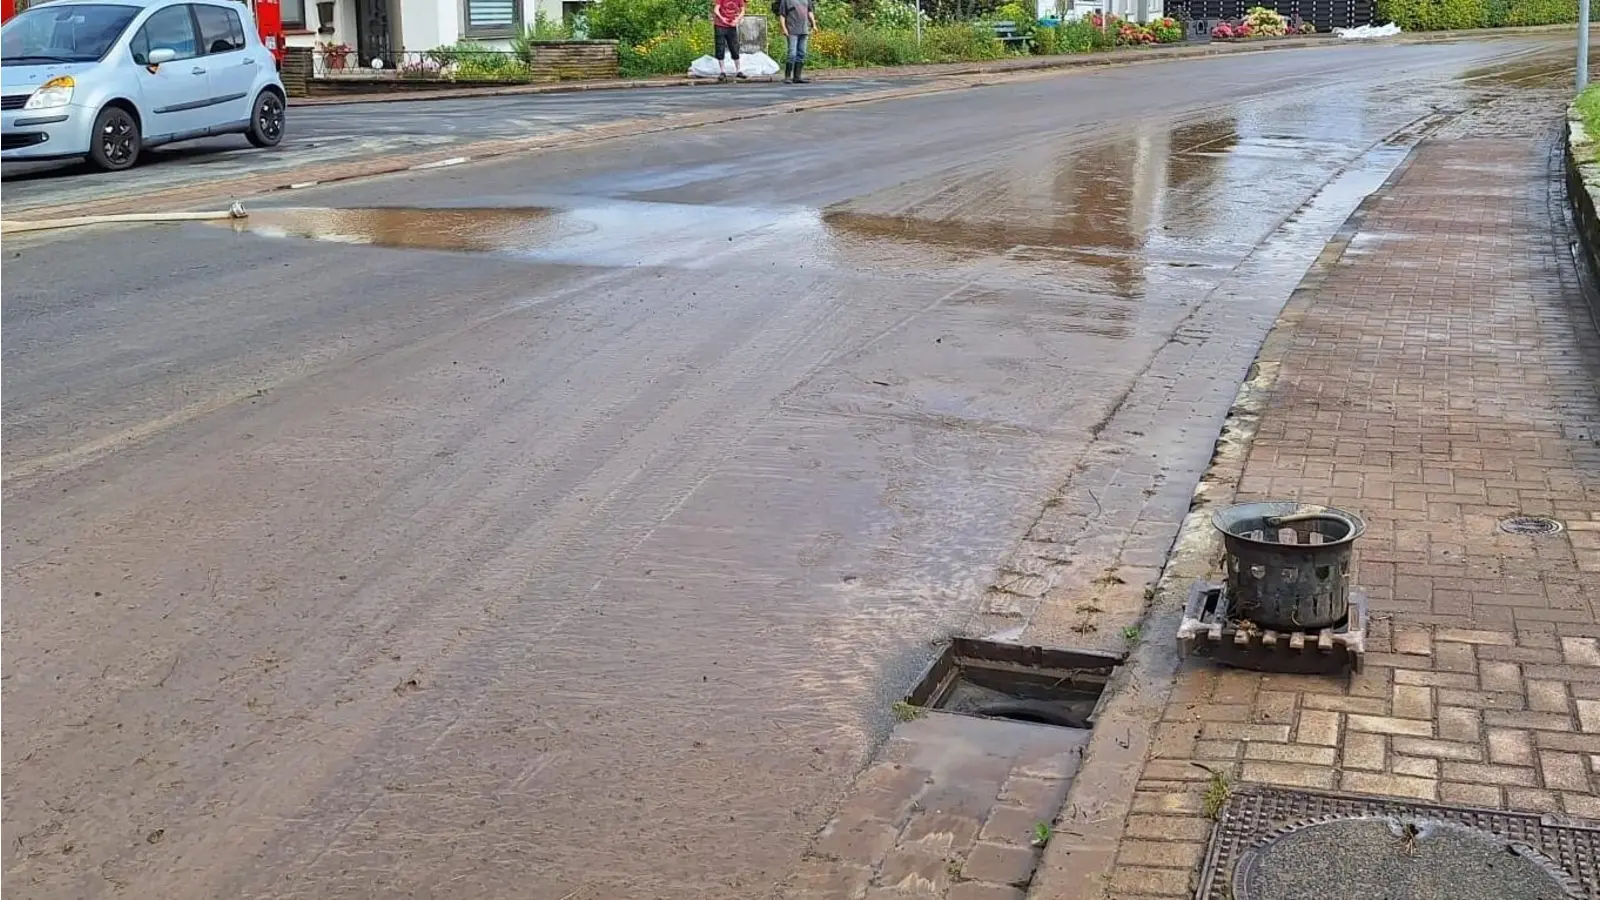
(1563, 104), (1600, 331)
(288, 41), (619, 98)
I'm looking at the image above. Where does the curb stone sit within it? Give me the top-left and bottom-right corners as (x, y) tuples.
(1024, 140), (1427, 900)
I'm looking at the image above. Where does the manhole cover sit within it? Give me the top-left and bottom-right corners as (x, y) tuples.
(1198, 787), (1600, 900)
(1233, 816), (1582, 900)
(1499, 516), (1565, 536)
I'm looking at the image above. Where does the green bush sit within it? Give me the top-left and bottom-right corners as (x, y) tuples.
(1054, 17), (1115, 51)
(588, 0), (702, 47)
(1377, 0), (1575, 27)
(864, 0), (925, 28)
(1032, 23), (1060, 52)
(924, 22), (1005, 60)
(989, 0), (1036, 32)
(833, 23), (922, 64)
(619, 18), (711, 75)
(1578, 85), (1600, 162)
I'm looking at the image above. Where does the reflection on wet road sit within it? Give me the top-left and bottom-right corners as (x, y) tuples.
(0, 36), (1578, 900)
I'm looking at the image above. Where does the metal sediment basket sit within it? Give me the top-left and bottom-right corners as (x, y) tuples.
(1211, 502), (1367, 631)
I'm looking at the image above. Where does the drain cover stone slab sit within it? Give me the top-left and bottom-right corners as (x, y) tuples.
(1199, 786), (1600, 900)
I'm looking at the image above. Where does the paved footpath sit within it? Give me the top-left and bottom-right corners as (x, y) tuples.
(1059, 94), (1600, 897)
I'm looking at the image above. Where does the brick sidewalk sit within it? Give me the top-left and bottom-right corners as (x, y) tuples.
(1099, 109), (1600, 897)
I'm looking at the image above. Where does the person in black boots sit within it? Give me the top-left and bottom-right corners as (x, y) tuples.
(777, 0), (817, 83)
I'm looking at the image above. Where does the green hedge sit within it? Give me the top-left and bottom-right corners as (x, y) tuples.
(1375, 0), (1577, 29)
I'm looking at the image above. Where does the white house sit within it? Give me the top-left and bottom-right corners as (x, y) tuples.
(283, 0), (590, 65)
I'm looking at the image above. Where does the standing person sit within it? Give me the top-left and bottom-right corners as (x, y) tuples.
(712, 0), (748, 80)
(777, 0), (817, 83)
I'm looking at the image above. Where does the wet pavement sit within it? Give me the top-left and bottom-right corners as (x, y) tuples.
(0, 80), (915, 214)
(1, 36), (1581, 900)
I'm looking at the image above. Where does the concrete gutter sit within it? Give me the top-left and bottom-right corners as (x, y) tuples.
(1025, 144), (1426, 900)
(1563, 99), (1600, 333)
(288, 23), (1598, 108)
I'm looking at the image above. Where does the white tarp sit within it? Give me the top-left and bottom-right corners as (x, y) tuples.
(688, 52), (782, 78)
(1333, 23), (1401, 38)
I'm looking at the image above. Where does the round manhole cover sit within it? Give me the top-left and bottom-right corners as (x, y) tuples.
(1499, 516), (1565, 536)
(1232, 816), (1583, 900)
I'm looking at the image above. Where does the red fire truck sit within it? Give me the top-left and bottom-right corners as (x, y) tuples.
(1, 0), (285, 67)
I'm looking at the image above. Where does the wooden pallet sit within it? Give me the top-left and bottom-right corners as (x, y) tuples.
(1176, 580), (1367, 675)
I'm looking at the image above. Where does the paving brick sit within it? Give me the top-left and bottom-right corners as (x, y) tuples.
(1394, 624), (1434, 656)
(1390, 737), (1482, 761)
(946, 884), (1026, 900)
(1293, 710), (1340, 746)
(1563, 637), (1600, 667)
(1487, 728), (1535, 766)
(1439, 762), (1539, 787)
(1504, 788), (1562, 813)
(1342, 731), (1387, 771)
(1439, 781), (1503, 808)
(1203, 722), (1293, 743)
(1438, 707), (1482, 743)
(1244, 742), (1337, 766)
(995, 777), (1068, 819)
(877, 848), (954, 894)
(1393, 669), (1479, 690)
(1301, 694), (1391, 715)
(813, 815), (902, 866)
(1482, 710), (1575, 732)
(978, 806), (1045, 848)
(1391, 755), (1439, 779)
(1108, 866), (1192, 897)
(1254, 691), (1299, 725)
(1478, 661), (1524, 694)
(1346, 714), (1433, 737)
(1577, 699), (1600, 733)
(1527, 680), (1572, 714)
(961, 842), (1037, 888)
(1436, 629), (1517, 646)
(1241, 761), (1336, 790)
(1123, 815), (1211, 842)
(1539, 751), (1592, 792)
(1391, 684), (1433, 720)
(1340, 771), (1438, 802)
(1561, 792), (1600, 818)
(1434, 642), (1478, 673)
(1117, 840), (1206, 870)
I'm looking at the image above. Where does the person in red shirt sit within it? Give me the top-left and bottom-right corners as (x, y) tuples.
(712, 0), (747, 80)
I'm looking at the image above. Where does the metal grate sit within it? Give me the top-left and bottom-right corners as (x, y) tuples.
(1499, 515), (1566, 536)
(1198, 786), (1600, 900)
(0, 95), (30, 111)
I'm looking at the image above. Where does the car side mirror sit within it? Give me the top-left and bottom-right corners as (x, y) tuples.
(147, 47), (176, 66)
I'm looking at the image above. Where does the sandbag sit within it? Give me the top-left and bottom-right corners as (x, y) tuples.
(688, 51), (782, 78)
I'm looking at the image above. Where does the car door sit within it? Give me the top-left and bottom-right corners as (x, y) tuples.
(127, 3), (210, 140)
(191, 1), (255, 126)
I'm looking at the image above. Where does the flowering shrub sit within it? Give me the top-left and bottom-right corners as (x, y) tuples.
(1243, 5), (1288, 34)
(1148, 16), (1184, 41)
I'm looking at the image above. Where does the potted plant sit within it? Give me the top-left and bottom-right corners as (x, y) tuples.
(318, 40), (352, 71)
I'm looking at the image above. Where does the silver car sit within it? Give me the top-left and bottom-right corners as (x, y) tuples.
(1, 0), (284, 171)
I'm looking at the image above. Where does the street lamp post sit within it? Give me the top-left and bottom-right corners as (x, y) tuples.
(1580, 0), (1591, 92)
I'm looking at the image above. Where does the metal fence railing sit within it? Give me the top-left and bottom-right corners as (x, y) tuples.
(311, 48), (536, 82)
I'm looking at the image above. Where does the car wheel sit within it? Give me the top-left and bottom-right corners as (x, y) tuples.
(246, 90), (285, 148)
(88, 105), (140, 171)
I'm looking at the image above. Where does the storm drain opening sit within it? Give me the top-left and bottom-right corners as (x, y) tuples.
(904, 638), (1120, 730)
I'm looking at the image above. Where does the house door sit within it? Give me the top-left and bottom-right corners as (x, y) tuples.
(353, 0), (389, 66)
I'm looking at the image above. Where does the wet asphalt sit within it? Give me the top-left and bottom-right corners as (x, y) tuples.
(0, 37), (1579, 900)
(0, 79), (914, 212)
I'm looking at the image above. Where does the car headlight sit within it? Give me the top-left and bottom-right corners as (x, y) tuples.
(23, 76), (74, 111)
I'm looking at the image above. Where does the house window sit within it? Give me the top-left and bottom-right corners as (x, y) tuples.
(463, 0), (518, 36)
(280, 0), (306, 30)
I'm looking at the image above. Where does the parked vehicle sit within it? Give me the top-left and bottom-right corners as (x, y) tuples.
(1, 0), (286, 170)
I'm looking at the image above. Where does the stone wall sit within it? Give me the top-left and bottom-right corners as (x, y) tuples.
(528, 41), (619, 82)
(1563, 105), (1600, 332)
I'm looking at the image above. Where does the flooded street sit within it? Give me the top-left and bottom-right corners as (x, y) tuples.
(1, 37), (1578, 899)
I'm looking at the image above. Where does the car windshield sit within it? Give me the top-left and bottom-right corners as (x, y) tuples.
(1, 3), (140, 65)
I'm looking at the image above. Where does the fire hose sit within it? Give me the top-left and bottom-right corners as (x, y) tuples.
(1, 201), (248, 235)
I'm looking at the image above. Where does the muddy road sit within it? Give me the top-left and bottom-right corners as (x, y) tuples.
(1, 37), (1575, 900)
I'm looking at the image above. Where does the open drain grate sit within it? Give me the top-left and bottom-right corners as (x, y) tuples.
(903, 638), (1119, 730)
(1499, 515), (1566, 536)
(1198, 786), (1600, 900)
